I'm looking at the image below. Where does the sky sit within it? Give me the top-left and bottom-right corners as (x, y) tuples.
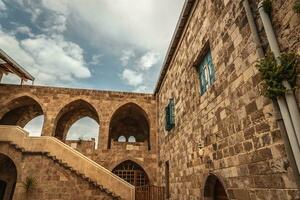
(1, 0), (185, 141)
(0, 0), (184, 93)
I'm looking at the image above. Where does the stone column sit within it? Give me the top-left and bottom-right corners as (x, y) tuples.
(99, 121), (109, 150)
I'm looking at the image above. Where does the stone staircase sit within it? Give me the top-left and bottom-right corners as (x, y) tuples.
(0, 125), (135, 200)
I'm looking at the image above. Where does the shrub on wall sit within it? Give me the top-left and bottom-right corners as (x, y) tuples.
(256, 52), (299, 99)
(22, 176), (37, 193)
(294, 1), (300, 13)
(262, 0), (273, 16)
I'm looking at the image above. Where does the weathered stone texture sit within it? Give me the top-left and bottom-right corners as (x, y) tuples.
(157, 0), (300, 199)
(0, 143), (113, 200)
(0, 84), (158, 185)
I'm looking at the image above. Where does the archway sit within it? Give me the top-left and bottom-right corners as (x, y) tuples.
(0, 96), (44, 131)
(53, 99), (100, 142)
(203, 174), (228, 200)
(112, 160), (149, 187)
(66, 117), (99, 148)
(23, 115), (44, 136)
(0, 153), (17, 200)
(108, 103), (150, 149)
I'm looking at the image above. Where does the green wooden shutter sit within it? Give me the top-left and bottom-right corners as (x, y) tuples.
(199, 64), (206, 95)
(207, 52), (215, 83)
(170, 99), (175, 127)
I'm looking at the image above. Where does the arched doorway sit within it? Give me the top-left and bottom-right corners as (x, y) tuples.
(108, 103), (150, 150)
(53, 99), (100, 144)
(0, 96), (44, 129)
(112, 160), (149, 187)
(204, 174), (228, 200)
(0, 153), (17, 200)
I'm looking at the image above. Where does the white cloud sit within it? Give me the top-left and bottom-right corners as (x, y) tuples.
(90, 54), (102, 65)
(120, 50), (135, 66)
(15, 26), (34, 37)
(139, 52), (160, 70)
(0, 28), (91, 85)
(14, 0), (69, 34)
(134, 85), (150, 93)
(67, 0), (184, 52)
(24, 115), (44, 136)
(0, 0), (6, 11)
(121, 69), (143, 86)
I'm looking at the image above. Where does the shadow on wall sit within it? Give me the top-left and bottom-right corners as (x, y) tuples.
(0, 153), (17, 200)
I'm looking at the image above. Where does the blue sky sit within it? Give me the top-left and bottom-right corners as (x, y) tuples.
(0, 0), (184, 93)
(0, 0), (184, 141)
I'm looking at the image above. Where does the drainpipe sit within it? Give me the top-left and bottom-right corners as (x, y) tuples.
(242, 0), (264, 58)
(258, 0), (300, 185)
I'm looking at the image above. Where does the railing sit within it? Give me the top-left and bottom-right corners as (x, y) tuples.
(135, 185), (165, 200)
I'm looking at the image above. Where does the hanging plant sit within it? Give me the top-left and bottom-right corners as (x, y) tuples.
(256, 52), (298, 99)
(294, 1), (300, 13)
(22, 176), (37, 193)
(262, 0), (273, 16)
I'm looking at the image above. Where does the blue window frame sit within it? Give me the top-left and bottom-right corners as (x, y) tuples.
(165, 99), (175, 131)
(199, 51), (215, 94)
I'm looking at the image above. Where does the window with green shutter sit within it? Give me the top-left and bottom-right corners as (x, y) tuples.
(199, 51), (215, 95)
(165, 99), (175, 131)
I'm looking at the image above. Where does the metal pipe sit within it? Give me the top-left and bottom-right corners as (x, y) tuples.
(283, 80), (300, 146)
(273, 101), (300, 188)
(258, 2), (281, 57)
(258, 3), (300, 147)
(242, 0), (264, 58)
(258, 0), (300, 186)
(277, 97), (300, 173)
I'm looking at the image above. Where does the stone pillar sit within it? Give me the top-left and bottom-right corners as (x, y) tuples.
(99, 121), (109, 150)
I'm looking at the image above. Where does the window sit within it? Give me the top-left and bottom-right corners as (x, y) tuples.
(128, 136), (136, 143)
(199, 51), (215, 94)
(165, 99), (175, 131)
(117, 135), (126, 142)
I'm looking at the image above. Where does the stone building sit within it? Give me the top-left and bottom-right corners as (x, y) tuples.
(0, 0), (300, 199)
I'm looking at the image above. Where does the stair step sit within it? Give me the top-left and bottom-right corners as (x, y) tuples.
(7, 140), (122, 199)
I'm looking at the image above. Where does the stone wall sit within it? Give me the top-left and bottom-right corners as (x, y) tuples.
(0, 84), (158, 185)
(0, 142), (114, 200)
(157, 0), (300, 199)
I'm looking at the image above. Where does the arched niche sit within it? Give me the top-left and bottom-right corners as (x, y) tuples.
(112, 160), (149, 187)
(203, 174), (228, 200)
(53, 99), (100, 142)
(0, 96), (44, 129)
(108, 103), (150, 150)
(0, 153), (17, 200)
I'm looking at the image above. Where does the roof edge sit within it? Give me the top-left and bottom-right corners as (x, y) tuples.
(0, 48), (35, 81)
(154, 0), (196, 94)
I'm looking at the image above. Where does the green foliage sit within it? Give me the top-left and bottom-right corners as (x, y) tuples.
(262, 0), (272, 16)
(22, 176), (37, 193)
(256, 52), (298, 99)
(294, 1), (300, 13)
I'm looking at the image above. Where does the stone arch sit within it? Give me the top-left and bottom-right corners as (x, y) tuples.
(0, 95), (44, 128)
(0, 153), (17, 200)
(203, 173), (229, 200)
(112, 160), (150, 187)
(53, 99), (100, 141)
(108, 102), (150, 150)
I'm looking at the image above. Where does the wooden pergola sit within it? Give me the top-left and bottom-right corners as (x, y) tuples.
(0, 48), (34, 85)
